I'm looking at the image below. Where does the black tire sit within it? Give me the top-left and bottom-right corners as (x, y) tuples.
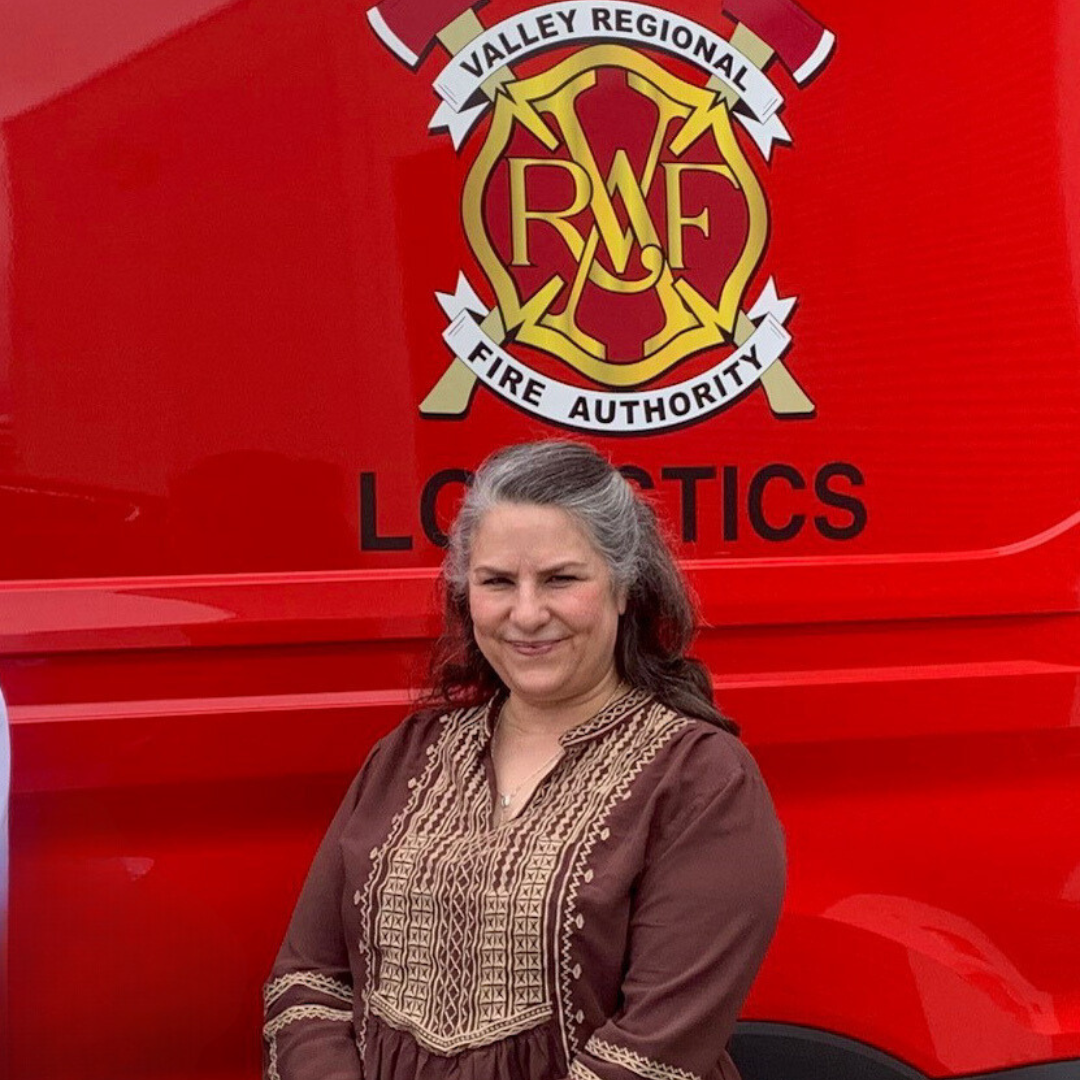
(730, 1022), (1080, 1080)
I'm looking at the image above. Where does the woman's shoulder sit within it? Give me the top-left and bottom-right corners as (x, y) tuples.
(338, 697), (494, 812)
(641, 698), (783, 856)
(370, 696), (494, 758)
(645, 696), (765, 792)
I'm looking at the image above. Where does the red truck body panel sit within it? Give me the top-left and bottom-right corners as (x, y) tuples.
(2, 0), (1080, 1077)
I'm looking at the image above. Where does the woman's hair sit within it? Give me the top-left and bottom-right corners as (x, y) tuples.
(426, 440), (736, 733)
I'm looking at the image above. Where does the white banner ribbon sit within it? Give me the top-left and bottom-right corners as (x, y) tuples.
(437, 274), (796, 433)
(429, 1), (787, 155)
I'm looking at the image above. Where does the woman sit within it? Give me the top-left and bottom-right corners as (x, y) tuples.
(263, 440), (785, 1080)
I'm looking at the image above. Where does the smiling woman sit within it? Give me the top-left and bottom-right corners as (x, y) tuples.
(431, 440), (735, 731)
(263, 440), (785, 1080)
(467, 502), (629, 824)
(470, 503), (625, 713)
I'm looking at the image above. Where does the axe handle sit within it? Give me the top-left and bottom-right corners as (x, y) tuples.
(436, 9), (514, 98)
(730, 22), (775, 67)
(421, 12), (522, 417)
(435, 9), (486, 55)
(705, 24), (773, 107)
(720, 27), (814, 417)
(759, 362), (814, 415)
(733, 312), (813, 416)
(420, 358), (478, 415)
(423, 309), (506, 416)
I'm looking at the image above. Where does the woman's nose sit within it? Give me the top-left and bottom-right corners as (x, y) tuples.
(510, 583), (548, 629)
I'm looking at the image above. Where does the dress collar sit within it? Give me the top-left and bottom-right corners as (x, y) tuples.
(559, 687), (651, 747)
(474, 687), (651, 750)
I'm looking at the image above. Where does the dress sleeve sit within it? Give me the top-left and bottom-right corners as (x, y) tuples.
(569, 737), (786, 1080)
(262, 755), (375, 1080)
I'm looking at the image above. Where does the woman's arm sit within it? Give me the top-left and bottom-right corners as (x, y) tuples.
(569, 735), (786, 1080)
(263, 759), (375, 1080)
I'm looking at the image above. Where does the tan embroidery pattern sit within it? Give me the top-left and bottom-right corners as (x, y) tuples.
(558, 700), (690, 1058)
(363, 703), (557, 1053)
(355, 711), (453, 1059)
(263, 970), (352, 1008)
(586, 1036), (704, 1080)
(358, 694), (688, 1060)
(560, 692), (648, 746)
(263, 1004), (353, 1080)
(569, 1059), (606, 1080)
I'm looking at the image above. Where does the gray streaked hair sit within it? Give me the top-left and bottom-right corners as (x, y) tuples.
(445, 440), (643, 596)
(427, 440), (735, 733)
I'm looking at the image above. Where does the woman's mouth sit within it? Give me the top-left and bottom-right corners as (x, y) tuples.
(507, 639), (564, 656)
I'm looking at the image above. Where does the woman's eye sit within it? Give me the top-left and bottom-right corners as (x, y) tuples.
(548, 574), (578, 585)
(481, 576), (511, 587)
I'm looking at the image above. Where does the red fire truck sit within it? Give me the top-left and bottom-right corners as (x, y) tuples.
(2, 0), (1079, 1076)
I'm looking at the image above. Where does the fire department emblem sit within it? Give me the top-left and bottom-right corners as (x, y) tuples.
(368, 0), (835, 433)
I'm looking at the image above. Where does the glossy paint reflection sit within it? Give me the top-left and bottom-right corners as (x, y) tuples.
(824, 895), (1057, 1065)
(3, 0), (382, 582)
(0, 0), (237, 120)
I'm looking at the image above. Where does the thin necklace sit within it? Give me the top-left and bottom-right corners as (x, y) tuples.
(494, 704), (565, 807)
(494, 742), (563, 810)
(494, 683), (624, 810)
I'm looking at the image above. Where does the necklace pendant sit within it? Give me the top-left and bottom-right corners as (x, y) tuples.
(499, 794), (512, 808)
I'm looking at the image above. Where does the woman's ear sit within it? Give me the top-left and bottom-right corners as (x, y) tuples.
(617, 585), (629, 616)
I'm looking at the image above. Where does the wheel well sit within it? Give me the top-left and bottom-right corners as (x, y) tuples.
(730, 1022), (1080, 1080)
(730, 1022), (925, 1080)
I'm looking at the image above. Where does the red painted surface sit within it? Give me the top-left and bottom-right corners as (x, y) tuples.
(2, 0), (1080, 1077)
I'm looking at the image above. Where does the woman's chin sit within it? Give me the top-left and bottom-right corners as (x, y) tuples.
(503, 670), (618, 710)
(505, 673), (567, 705)
(499, 661), (582, 703)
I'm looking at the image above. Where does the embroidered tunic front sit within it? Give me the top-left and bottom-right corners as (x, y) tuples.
(263, 689), (786, 1080)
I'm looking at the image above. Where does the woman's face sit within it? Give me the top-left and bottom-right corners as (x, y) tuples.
(468, 503), (626, 709)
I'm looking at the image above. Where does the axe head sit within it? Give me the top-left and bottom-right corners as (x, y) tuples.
(367, 0), (486, 68)
(723, 0), (835, 84)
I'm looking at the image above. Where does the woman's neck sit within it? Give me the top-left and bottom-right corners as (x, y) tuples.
(503, 670), (625, 739)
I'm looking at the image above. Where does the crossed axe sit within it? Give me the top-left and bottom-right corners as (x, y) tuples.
(367, 0), (835, 419)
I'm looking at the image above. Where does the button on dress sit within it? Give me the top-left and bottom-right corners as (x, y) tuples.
(263, 689), (785, 1080)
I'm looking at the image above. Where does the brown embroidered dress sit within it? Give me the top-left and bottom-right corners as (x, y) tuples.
(263, 689), (785, 1080)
